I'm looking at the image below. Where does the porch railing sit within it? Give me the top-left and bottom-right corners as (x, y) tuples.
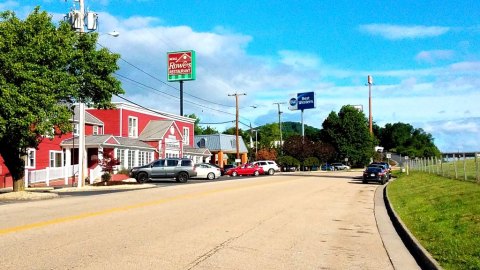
(25, 164), (79, 187)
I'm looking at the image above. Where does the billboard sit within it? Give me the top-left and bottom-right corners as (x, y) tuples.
(167, 50), (196, 81)
(288, 92), (316, 111)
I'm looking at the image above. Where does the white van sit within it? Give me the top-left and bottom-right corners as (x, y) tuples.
(252, 160), (280, 175)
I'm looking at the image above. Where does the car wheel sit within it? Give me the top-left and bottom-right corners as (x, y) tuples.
(362, 178), (367, 184)
(381, 177), (386, 185)
(232, 171), (238, 177)
(254, 170), (260, 176)
(136, 172), (149, 183)
(176, 172), (189, 183)
(268, 169), (275, 175)
(207, 172), (215, 180)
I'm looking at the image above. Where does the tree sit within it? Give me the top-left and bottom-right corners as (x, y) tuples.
(282, 135), (315, 163)
(0, 8), (123, 191)
(320, 106), (374, 166)
(186, 113), (203, 135)
(256, 148), (277, 161)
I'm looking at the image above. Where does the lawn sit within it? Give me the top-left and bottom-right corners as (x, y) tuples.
(411, 158), (480, 182)
(388, 172), (480, 270)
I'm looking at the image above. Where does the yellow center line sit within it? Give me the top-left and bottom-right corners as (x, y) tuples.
(0, 178), (299, 236)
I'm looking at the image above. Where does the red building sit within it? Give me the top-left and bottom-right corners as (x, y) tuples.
(0, 102), (210, 188)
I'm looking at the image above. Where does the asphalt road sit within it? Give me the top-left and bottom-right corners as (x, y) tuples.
(0, 171), (395, 269)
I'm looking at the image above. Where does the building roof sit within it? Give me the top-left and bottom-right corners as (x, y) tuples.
(139, 120), (180, 141)
(111, 102), (196, 123)
(61, 135), (155, 150)
(194, 134), (248, 153)
(72, 106), (104, 126)
(183, 146), (212, 156)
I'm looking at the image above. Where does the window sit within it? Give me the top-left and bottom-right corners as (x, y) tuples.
(139, 151), (150, 166)
(166, 159), (178, 166)
(116, 149), (125, 168)
(73, 124), (79, 135)
(128, 116), (138, 138)
(49, 151), (63, 168)
(199, 138), (206, 148)
(183, 127), (190, 145)
(127, 150), (136, 168)
(93, 126), (99, 135)
(152, 160), (164, 167)
(26, 148), (36, 168)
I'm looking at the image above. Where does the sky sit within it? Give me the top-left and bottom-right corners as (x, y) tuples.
(2, 0), (480, 152)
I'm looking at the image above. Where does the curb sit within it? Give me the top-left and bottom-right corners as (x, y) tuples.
(383, 185), (443, 270)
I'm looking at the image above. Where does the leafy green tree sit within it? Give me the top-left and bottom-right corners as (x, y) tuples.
(276, 155), (300, 170)
(320, 106), (374, 166)
(303, 157), (320, 170)
(0, 8), (123, 191)
(203, 126), (219, 135)
(185, 113), (203, 135)
(257, 123), (280, 149)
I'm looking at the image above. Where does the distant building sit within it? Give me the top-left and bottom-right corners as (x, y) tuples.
(195, 134), (249, 167)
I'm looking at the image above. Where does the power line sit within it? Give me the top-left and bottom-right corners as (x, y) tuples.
(97, 42), (235, 108)
(115, 72), (237, 117)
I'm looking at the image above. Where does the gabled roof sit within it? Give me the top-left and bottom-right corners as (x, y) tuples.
(72, 106), (104, 126)
(194, 134), (248, 153)
(183, 146), (212, 156)
(139, 120), (182, 141)
(61, 135), (154, 150)
(112, 102), (195, 123)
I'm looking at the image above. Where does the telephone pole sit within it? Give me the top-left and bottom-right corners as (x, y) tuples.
(273, 102), (286, 149)
(367, 75), (373, 135)
(228, 92), (246, 164)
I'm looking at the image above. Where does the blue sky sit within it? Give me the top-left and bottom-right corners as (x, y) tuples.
(3, 0), (480, 152)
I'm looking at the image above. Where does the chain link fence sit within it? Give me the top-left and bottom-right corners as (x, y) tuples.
(404, 152), (480, 183)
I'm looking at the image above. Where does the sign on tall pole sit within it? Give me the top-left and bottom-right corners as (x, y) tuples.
(288, 92), (316, 139)
(167, 51), (196, 116)
(367, 75), (373, 135)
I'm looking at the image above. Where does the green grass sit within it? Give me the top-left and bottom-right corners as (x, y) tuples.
(388, 172), (480, 270)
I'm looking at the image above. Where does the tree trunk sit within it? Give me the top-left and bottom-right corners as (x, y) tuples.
(13, 177), (25, 192)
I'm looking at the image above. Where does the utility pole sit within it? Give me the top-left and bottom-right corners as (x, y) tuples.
(367, 75), (373, 135)
(228, 92), (246, 164)
(273, 102), (286, 149)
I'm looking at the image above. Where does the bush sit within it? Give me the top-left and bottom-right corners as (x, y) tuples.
(116, 167), (130, 176)
(277, 155), (300, 171)
(101, 172), (112, 182)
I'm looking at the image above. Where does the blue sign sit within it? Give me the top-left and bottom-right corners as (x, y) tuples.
(297, 92), (315, 110)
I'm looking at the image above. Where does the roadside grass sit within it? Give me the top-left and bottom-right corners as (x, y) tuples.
(388, 172), (480, 270)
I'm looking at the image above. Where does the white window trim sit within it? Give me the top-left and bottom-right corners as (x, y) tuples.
(73, 123), (79, 136)
(49, 150), (63, 168)
(183, 127), (190, 145)
(25, 148), (36, 169)
(128, 116), (138, 138)
(93, 126), (99, 135)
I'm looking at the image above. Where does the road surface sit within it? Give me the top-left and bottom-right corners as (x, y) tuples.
(0, 171), (394, 269)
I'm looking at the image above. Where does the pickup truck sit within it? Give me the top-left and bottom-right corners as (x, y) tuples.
(129, 158), (197, 183)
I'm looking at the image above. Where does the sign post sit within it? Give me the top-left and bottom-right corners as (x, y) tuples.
(167, 50), (196, 116)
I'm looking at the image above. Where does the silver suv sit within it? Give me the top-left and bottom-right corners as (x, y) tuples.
(252, 160), (280, 175)
(130, 158), (197, 183)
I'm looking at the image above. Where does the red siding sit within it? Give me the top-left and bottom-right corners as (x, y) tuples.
(120, 109), (167, 137)
(87, 109), (121, 136)
(0, 155), (12, 188)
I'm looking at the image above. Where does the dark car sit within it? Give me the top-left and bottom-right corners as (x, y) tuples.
(129, 158), (197, 183)
(362, 166), (389, 184)
(369, 162), (392, 179)
(321, 164), (335, 171)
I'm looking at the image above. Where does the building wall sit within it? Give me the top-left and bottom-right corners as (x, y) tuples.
(87, 109), (121, 136)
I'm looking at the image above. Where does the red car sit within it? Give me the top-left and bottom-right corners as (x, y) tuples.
(225, 163), (264, 177)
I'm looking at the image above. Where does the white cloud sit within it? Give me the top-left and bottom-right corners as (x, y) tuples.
(0, 0), (19, 10)
(415, 50), (454, 63)
(359, 24), (450, 40)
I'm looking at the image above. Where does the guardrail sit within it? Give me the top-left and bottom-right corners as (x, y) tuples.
(405, 153), (480, 183)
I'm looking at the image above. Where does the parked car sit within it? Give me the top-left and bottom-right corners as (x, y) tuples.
(223, 164), (236, 174)
(252, 160), (280, 175)
(193, 163), (221, 180)
(362, 166), (389, 184)
(321, 164), (335, 171)
(129, 158), (197, 183)
(369, 162), (391, 179)
(331, 163), (351, 170)
(225, 163), (264, 177)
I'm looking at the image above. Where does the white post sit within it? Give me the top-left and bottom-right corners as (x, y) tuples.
(24, 168), (29, 188)
(78, 103), (85, 188)
(46, 168), (50, 187)
(64, 148), (71, 185)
